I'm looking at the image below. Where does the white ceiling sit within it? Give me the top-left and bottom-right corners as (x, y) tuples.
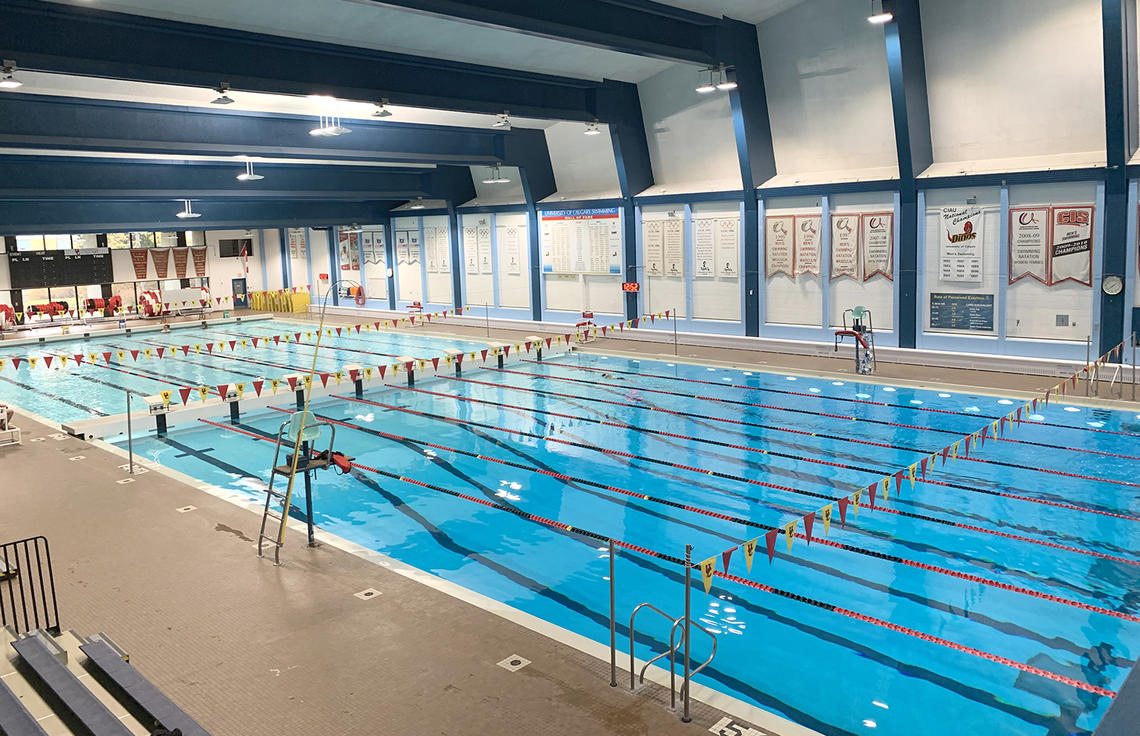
(653, 0), (806, 24)
(42, 0), (675, 83)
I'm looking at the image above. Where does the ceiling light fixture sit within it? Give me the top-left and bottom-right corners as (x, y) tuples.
(409, 197), (426, 210)
(695, 67), (716, 94)
(0, 60), (23, 90)
(584, 119), (602, 136)
(481, 165), (511, 184)
(716, 66), (738, 91)
(236, 160), (264, 181)
(176, 199), (201, 219)
(868, 0), (893, 24)
(341, 223), (363, 234)
(491, 111), (511, 129)
(372, 98), (393, 118)
(210, 82), (234, 105)
(309, 97), (352, 136)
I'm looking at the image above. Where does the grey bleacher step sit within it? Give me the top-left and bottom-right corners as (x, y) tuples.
(0, 626), (71, 734)
(53, 632), (148, 736)
(0, 667), (48, 736)
(11, 631), (133, 736)
(81, 636), (210, 736)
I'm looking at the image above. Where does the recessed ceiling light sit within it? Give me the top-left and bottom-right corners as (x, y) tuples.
(0, 60), (23, 89)
(492, 111), (511, 129)
(210, 82), (234, 105)
(868, 0), (893, 23)
(481, 165), (511, 184)
(695, 67), (716, 94)
(584, 119), (602, 136)
(176, 199), (202, 219)
(409, 197), (426, 210)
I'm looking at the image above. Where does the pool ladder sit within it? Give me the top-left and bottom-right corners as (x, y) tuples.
(257, 415), (339, 565)
(627, 603), (718, 719)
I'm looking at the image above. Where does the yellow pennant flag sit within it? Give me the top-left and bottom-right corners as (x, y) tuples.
(301, 374), (312, 390)
(821, 504), (833, 535)
(87, 352), (97, 364)
(908, 464), (917, 490)
(216, 342), (225, 352)
(743, 537), (759, 573)
(698, 557), (717, 594)
(59, 355), (69, 367)
(240, 339), (249, 349)
(470, 352), (477, 362)
(194, 344), (202, 354)
(305, 331), (313, 340)
(852, 488), (862, 518)
(198, 386), (210, 402)
(270, 378), (280, 395)
(419, 359), (427, 372)
(929, 452), (938, 472)
(0, 359), (4, 373)
(364, 367), (374, 381)
(143, 348), (152, 360)
(951, 441), (960, 458)
(880, 476), (890, 500)
(283, 334), (291, 343)
(784, 519), (797, 552)
(116, 350), (125, 362)
(29, 357), (38, 369)
(159, 390), (172, 407)
(334, 370), (343, 385)
(234, 382), (246, 399)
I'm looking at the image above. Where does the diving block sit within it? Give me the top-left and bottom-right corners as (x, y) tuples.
(343, 363), (365, 398)
(443, 349), (464, 375)
(527, 335), (544, 361)
(397, 355), (416, 386)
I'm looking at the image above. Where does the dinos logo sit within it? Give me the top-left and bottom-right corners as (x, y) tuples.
(771, 219), (788, 235)
(835, 217), (852, 233)
(799, 219), (817, 234)
(947, 220), (976, 243)
(1018, 211), (1038, 226)
(868, 216), (886, 230)
(1055, 209), (1089, 226)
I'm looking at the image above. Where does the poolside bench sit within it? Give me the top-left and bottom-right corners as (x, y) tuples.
(10, 631), (133, 736)
(0, 676), (48, 736)
(81, 636), (211, 736)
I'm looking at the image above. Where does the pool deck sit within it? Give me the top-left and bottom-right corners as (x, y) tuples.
(1, 411), (764, 736)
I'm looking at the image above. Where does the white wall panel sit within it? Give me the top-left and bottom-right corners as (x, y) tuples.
(494, 212), (530, 310)
(544, 122), (622, 200)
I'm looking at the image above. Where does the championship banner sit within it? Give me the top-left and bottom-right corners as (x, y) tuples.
(172, 247), (189, 279)
(129, 249), (150, 279)
(1008, 207), (1049, 285)
(861, 212), (894, 281)
(151, 248), (171, 279)
(1049, 206), (1094, 286)
(792, 215), (821, 276)
(765, 215), (794, 277)
(693, 218), (716, 278)
(643, 220), (664, 277)
(939, 207), (984, 283)
(191, 246), (208, 276)
(663, 218), (684, 277)
(830, 214), (859, 280)
(717, 217), (740, 278)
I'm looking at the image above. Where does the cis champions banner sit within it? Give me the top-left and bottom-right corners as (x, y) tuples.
(1049, 206), (1093, 286)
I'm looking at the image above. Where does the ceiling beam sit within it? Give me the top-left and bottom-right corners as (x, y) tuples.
(364, 0), (718, 64)
(0, 200), (398, 235)
(0, 157), (438, 201)
(0, 0), (605, 121)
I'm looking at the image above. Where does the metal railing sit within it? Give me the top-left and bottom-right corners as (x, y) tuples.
(610, 541), (717, 723)
(0, 536), (60, 635)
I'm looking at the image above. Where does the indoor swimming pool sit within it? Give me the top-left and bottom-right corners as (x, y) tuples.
(0, 318), (490, 424)
(111, 351), (1140, 736)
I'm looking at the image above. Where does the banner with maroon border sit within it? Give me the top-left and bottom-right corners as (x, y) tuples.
(151, 248), (171, 279)
(792, 214), (821, 277)
(1008, 207), (1050, 285)
(1049, 206), (1094, 286)
(191, 247), (208, 276)
(172, 247), (189, 279)
(764, 215), (794, 278)
(129, 249), (149, 279)
(861, 212), (894, 281)
(830, 214), (859, 280)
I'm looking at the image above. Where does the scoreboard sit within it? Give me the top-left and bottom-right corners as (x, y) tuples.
(8, 250), (115, 289)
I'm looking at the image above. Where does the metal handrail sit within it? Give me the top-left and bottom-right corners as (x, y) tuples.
(628, 603), (677, 690)
(0, 536), (60, 635)
(673, 617), (718, 703)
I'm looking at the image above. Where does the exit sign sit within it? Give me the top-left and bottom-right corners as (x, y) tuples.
(622, 282), (640, 292)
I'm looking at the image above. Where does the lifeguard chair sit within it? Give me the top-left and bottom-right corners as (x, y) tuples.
(406, 300), (424, 326)
(576, 311), (595, 344)
(834, 306), (876, 375)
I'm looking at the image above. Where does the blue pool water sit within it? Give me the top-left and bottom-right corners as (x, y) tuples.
(111, 351), (1139, 736)
(0, 318), (489, 424)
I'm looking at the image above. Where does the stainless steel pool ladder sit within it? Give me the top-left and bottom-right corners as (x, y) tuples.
(627, 603), (717, 717)
(257, 415), (337, 565)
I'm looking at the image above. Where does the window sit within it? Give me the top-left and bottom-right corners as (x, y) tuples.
(218, 238), (254, 258)
(16, 235), (44, 251)
(70, 234), (98, 249)
(131, 232), (156, 248)
(106, 233), (132, 249)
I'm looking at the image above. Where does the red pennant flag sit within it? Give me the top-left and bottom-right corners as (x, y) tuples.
(525, 341), (532, 353)
(179, 386), (192, 404)
(961, 439), (970, 459)
(456, 353), (464, 366)
(206, 343), (214, 354)
(228, 340), (236, 351)
(404, 361), (414, 374)
(11, 357), (21, 370)
(1043, 390), (1050, 406)
(837, 497), (849, 526)
(601, 326), (608, 336)
(979, 424), (988, 447)
(43, 356), (53, 368)
(721, 548), (734, 572)
(181, 345), (190, 355)
(425, 314), (432, 322)
(894, 470), (904, 493)
(287, 376), (298, 391)
(348, 369), (359, 382)
(335, 327), (342, 336)
(456, 307), (463, 316)
(253, 380), (264, 397)
(73, 354), (84, 365)
(156, 347), (165, 358)
(803, 512), (815, 545)
(632, 318), (640, 328)
(545, 337), (553, 349)
(920, 456), (928, 480)
(1016, 407), (1023, 425)
(216, 384), (229, 398)
(130, 350), (139, 361)
(431, 357), (440, 370)
(941, 446), (950, 465)
(252, 337), (259, 348)
(665, 310), (671, 318)
(355, 325), (361, 334)
(374, 321), (381, 330)
(319, 372), (330, 387)
(867, 483), (877, 510)
(765, 530), (778, 563)
(294, 332), (302, 342)
(480, 349), (489, 362)
(273, 335), (281, 345)
(504, 345), (511, 358)
(379, 365), (387, 379)
(100, 352), (111, 364)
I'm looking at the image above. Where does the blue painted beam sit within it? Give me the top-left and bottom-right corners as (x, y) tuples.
(502, 129), (557, 202)
(0, 199), (397, 235)
(364, 0), (718, 64)
(882, 0), (932, 350)
(0, 0), (604, 121)
(0, 95), (506, 165)
(0, 157), (435, 199)
(1100, 0), (1133, 355)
